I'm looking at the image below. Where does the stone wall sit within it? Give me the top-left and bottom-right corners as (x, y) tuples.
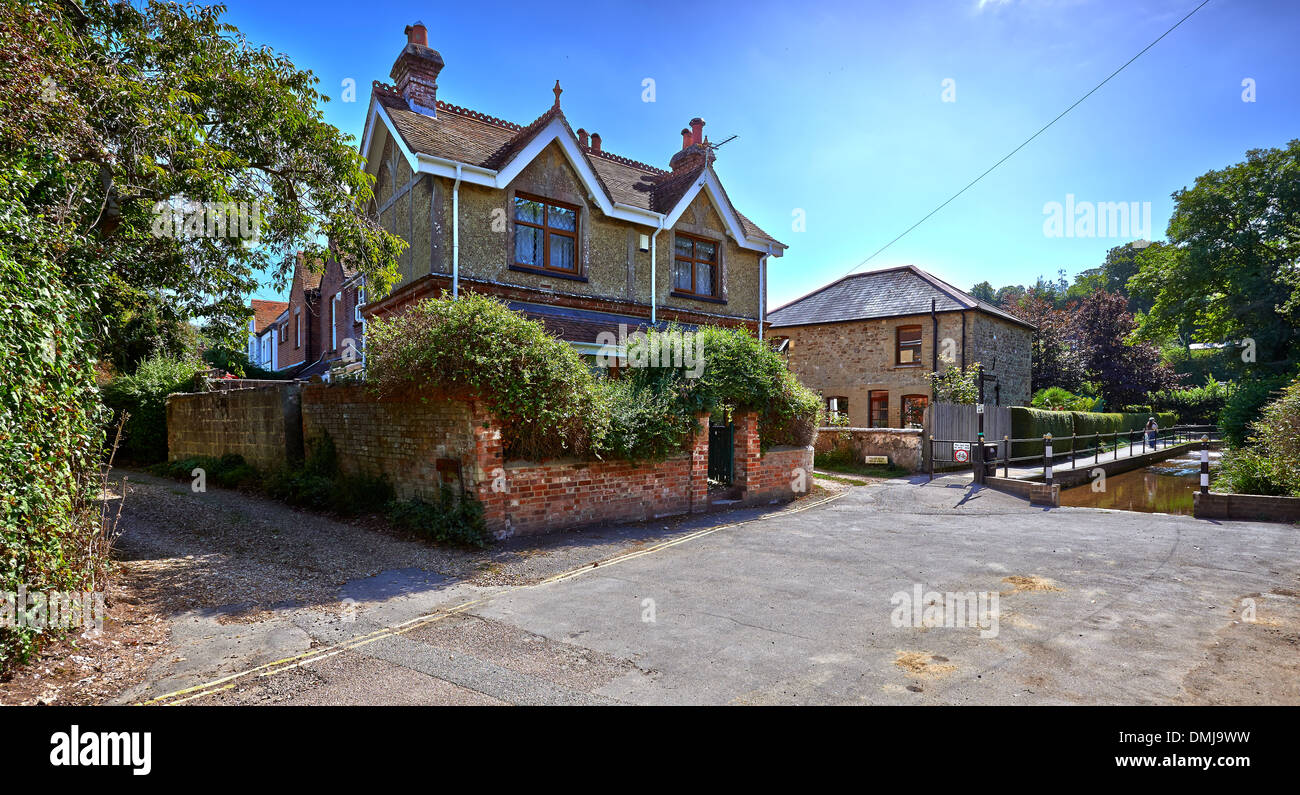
(1194, 492), (1300, 523)
(300, 383), (482, 502)
(166, 384), (302, 470)
(813, 427), (924, 472)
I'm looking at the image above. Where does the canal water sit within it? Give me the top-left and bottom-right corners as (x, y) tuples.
(1059, 451), (1221, 515)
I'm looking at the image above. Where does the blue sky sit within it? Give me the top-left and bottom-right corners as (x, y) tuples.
(233, 0), (1300, 308)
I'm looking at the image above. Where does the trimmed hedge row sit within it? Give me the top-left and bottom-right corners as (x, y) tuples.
(1011, 408), (1178, 459)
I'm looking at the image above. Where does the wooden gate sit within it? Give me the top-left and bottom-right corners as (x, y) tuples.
(924, 402), (1012, 470)
(708, 421), (733, 485)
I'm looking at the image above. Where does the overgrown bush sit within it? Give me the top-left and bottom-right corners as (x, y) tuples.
(385, 485), (489, 547)
(1219, 371), (1294, 447)
(102, 354), (204, 463)
(1216, 376), (1300, 497)
(1147, 376), (1230, 425)
(0, 248), (107, 672)
(366, 294), (822, 461)
(366, 292), (603, 460)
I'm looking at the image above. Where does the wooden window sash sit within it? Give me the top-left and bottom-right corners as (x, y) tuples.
(514, 194), (579, 275)
(672, 233), (719, 298)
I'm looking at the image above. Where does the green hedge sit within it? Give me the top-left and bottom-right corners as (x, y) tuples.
(1014, 408), (1180, 460)
(1011, 407), (1075, 459)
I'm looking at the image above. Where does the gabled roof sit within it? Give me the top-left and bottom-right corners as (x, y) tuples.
(251, 300), (289, 333)
(767, 265), (1035, 330)
(365, 83), (784, 251)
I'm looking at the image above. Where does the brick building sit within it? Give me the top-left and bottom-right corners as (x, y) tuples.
(265, 254), (365, 378)
(767, 265), (1034, 429)
(247, 299), (287, 370)
(355, 21), (786, 350)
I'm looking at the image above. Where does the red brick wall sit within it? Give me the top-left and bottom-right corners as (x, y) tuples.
(732, 410), (815, 504)
(317, 259), (365, 361)
(299, 387), (808, 538)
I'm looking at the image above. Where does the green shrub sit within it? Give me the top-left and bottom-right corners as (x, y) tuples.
(366, 295), (822, 461)
(101, 354), (204, 463)
(386, 485), (489, 547)
(366, 291), (604, 461)
(1147, 377), (1230, 425)
(1217, 376), (1300, 497)
(1219, 372), (1293, 447)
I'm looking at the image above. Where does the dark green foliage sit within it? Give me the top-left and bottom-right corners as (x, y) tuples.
(1216, 376), (1300, 497)
(101, 355), (204, 463)
(1147, 377), (1230, 425)
(367, 294), (822, 462)
(385, 486), (489, 548)
(1219, 372), (1295, 447)
(1010, 407), (1075, 459)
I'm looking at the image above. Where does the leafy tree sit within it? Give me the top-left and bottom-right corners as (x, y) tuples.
(969, 281), (996, 303)
(928, 356), (981, 404)
(1071, 291), (1179, 406)
(6, 0), (404, 365)
(1000, 289), (1086, 392)
(1132, 141), (1300, 377)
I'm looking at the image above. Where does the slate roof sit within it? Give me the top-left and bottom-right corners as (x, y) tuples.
(507, 301), (696, 346)
(251, 300), (289, 334)
(371, 83), (782, 247)
(767, 265), (1035, 330)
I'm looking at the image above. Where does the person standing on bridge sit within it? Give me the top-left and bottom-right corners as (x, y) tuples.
(1145, 416), (1158, 450)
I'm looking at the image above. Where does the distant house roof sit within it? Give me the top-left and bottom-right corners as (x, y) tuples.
(251, 299), (289, 333)
(767, 265), (1035, 330)
(369, 83), (782, 248)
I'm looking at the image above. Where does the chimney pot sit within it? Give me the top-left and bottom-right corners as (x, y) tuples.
(590, 132), (601, 153)
(689, 117), (705, 147)
(680, 128), (692, 150)
(577, 128), (588, 147)
(404, 21), (428, 47)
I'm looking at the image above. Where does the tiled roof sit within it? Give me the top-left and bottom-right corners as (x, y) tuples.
(507, 301), (696, 346)
(372, 83), (781, 246)
(251, 300), (288, 333)
(767, 265), (1035, 329)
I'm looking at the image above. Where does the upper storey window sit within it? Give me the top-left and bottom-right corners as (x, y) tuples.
(514, 194), (577, 275)
(672, 234), (718, 298)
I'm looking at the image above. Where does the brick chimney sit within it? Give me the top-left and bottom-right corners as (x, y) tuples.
(669, 117), (714, 173)
(577, 128), (589, 148)
(590, 132), (601, 153)
(390, 21), (444, 116)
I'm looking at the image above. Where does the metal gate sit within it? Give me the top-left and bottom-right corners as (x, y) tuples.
(708, 421), (733, 484)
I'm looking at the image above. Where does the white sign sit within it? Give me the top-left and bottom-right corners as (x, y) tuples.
(953, 443), (971, 463)
(976, 403), (985, 414)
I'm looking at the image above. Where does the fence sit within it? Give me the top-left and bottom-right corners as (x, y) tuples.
(924, 402), (1011, 471)
(995, 424), (1219, 481)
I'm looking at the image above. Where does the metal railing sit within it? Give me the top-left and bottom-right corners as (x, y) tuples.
(928, 424), (1219, 482)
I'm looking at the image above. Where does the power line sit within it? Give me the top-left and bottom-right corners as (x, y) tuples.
(840, 0), (1212, 279)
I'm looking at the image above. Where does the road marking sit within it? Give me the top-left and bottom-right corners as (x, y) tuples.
(137, 490), (847, 705)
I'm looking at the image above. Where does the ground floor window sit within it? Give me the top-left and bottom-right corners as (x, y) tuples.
(901, 394), (928, 428)
(868, 390), (889, 428)
(825, 395), (849, 422)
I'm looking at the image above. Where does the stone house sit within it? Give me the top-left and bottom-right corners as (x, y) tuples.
(766, 265), (1034, 429)
(356, 22), (786, 352)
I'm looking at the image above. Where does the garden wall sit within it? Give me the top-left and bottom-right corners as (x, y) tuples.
(166, 383), (302, 470)
(300, 383), (483, 503)
(813, 427), (923, 472)
(297, 390), (812, 539)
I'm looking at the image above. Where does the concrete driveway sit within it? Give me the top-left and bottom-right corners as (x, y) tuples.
(111, 473), (1300, 706)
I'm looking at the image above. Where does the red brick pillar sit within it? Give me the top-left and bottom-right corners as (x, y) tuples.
(732, 410), (760, 496)
(470, 403), (509, 538)
(689, 412), (710, 513)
